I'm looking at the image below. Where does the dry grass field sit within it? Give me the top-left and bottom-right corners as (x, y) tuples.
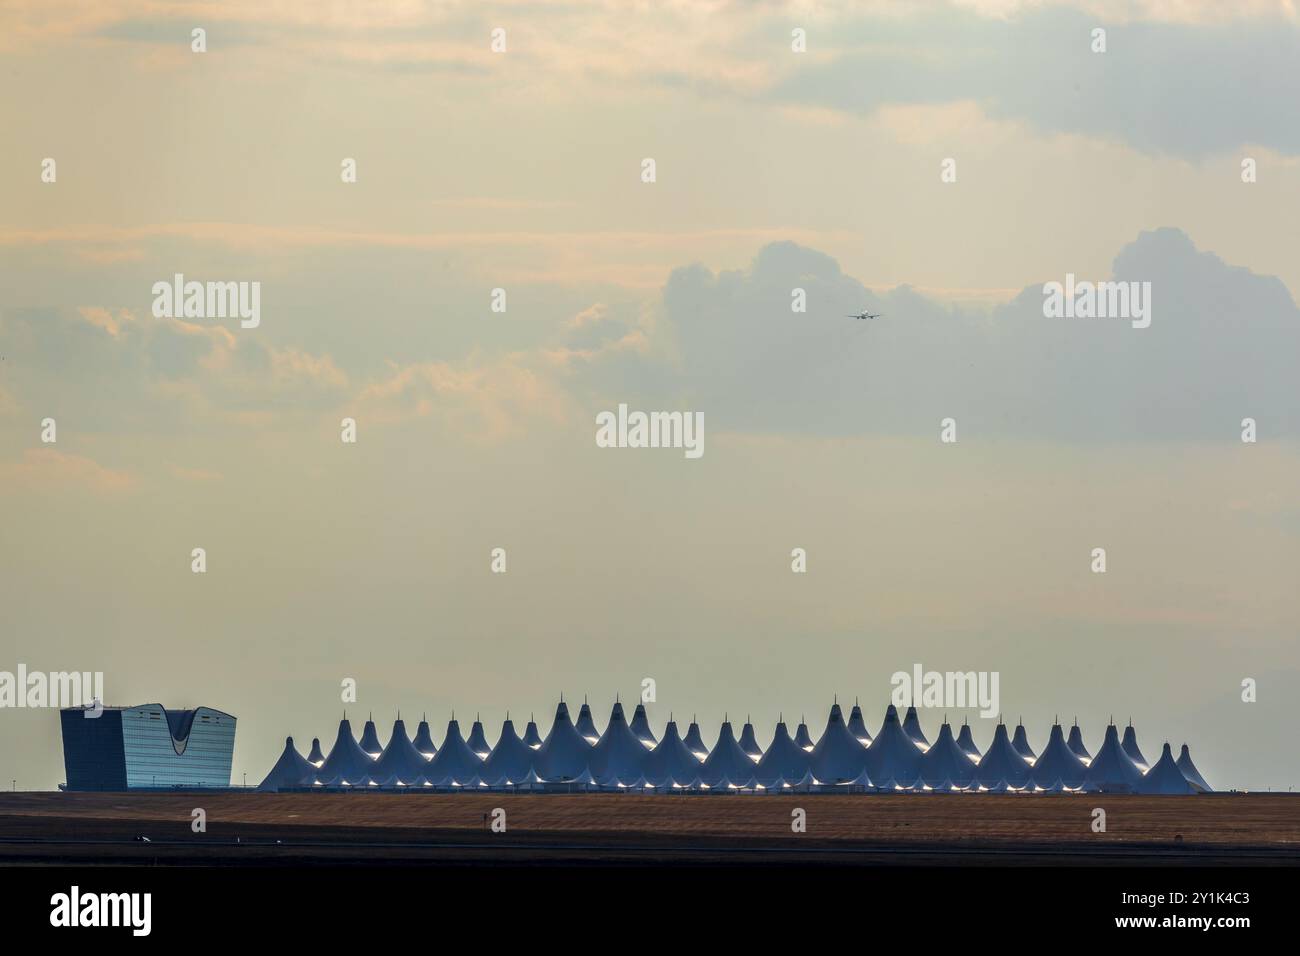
(1, 791), (1297, 865)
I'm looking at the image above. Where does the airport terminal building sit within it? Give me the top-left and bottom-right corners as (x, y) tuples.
(60, 704), (236, 791)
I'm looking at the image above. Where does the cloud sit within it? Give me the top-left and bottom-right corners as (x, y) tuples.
(771, 7), (1300, 158)
(356, 353), (571, 441)
(0, 305), (349, 432)
(643, 230), (1300, 440)
(0, 448), (135, 494)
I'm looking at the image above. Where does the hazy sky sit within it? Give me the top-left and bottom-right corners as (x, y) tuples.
(1, 1), (1298, 791)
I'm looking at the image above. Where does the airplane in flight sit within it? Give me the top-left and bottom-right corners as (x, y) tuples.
(846, 310), (882, 320)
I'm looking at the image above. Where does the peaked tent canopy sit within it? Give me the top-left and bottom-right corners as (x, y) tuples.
(589, 701), (650, 787)
(738, 721), (763, 761)
(574, 700), (601, 744)
(533, 700), (595, 783)
(902, 706), (930, 749)
(1177, 745), (1212, 793)
(865, 705), (923, 786)
(1121, 723), (1149, 771)
(480, 718), (535, 787)
(641, 720), (703, 788)
(371, 718), (433, 786)
(420, 718), (485, 787)
(955, 720), (981, 761)
(918, 722), (976, 788)
(847, 702), (873, 746)
(794, 721), (815, 751)
(358, 716), (384, 757)
(974, 722), (1032, 788)
(522, 719), (543, 749)
(466, 718), (492, 759)
(412, 718), (437, 758)
(258, 736), (316, 791)
(306, 737), (325, 767)
(629, 704), (658, 749)
(683, 721), (710, 761)
(315, 718), (378, 787)
(1011, 722), (1037, 762)
(1066, 722), (1092, 763)
(698, 720), (758, 788)
(809, 703), (871, 785)
(754, 720), (811, 789)
(1083, 724), (1145, 792)
(1029, 723), (1087, 789)
(1138, 743), (1197, 795)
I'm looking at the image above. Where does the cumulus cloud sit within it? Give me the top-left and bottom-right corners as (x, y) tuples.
(642, 230), (1299, 441)
(0, 448), (135, 494)
(771, 7), (1300, 158)
(0, 305), (349, 433)
(356, 353), (572, 441)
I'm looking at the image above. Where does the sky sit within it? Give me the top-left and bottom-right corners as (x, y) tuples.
(1, 0), (1298, 791)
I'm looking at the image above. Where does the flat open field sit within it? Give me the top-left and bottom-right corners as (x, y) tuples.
(1, 792), (1297, 866)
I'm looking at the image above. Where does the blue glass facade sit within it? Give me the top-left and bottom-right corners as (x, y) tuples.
(60, 704), (236, 791)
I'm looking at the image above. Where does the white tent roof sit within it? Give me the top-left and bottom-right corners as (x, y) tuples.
(902, 706), (930, 750)
(1029, 723), (1087, 789)
(1138, 743), (1197, 795)
(1121, 723), (1149, 771)
(480, 718), (535, 787)
(974, 722), (1032, 788)
(533, 700), (595, 783)
(1083, 724), (1145, 792)
(466, 718), (492, 759)
(793, 720), (815, 751)
(865, 705), (923, 785)
(1177, 744), (1212, 793)
(420, 718), (485, 787)
(754, 720), (811, 789)
(589, 701), (650, 787)
(809, 703), (871, 785)
(412, 717), (437, 758)
(847, 701), (873, 746)
(738, 720), (763, 760)
(629, 704), (658, 749)
(370, 718), (433, 787)
(1011, 721), (1037, 762)
(357, 716), (384, 758)
(315, 718), (378, 787)
(641, 720), (704, 788)
(682, 720), (709, 760)
(918, 722), (976, 788)
(258, 736), (316, 791)
(955, 720), (981, 761)
(522, 718), (543, 749)
(1066, 721), (1092, 763)
(699, 720), (758, 788)
(574, 699), (601, 744)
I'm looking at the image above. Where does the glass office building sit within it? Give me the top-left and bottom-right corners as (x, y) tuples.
(60, 704), (236, 790)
